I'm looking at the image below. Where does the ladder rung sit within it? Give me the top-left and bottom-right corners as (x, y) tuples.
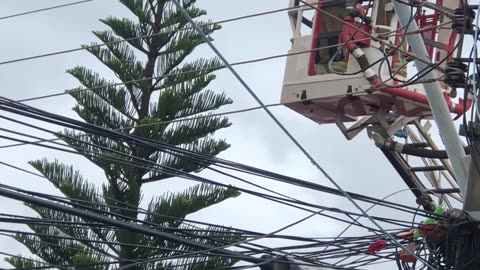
(411, 166), (445, 172)
(407, 143), (429, 148)
(427, 188), (461, 194)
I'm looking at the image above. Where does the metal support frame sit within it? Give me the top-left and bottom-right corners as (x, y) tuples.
(368, 118), (463, 209)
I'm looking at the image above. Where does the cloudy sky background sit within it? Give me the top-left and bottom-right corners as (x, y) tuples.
(0, 0), (474, 269)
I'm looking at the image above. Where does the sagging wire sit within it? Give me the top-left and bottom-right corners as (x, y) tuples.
(0, 113), (438, 229)
(0, 184), (349, 270)
(0, 100), (458, 268)
(0, 0), (335, 67)
(0, 214), (374, 266)
(0, 157), (401, 267)
(0, 96), (450, 220)
(0, 131), (438, 266)
(0, 0), (464, 268)
(12, 40), (367, 104)
(0, 0), (93, 20)
(0, 182), (278, 266)
(0, 153), (416, 260)
(0, 160), (326, 246)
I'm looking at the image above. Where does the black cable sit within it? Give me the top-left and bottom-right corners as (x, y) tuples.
(1, 156), (417, 262)
(0, 180), (395, 266)
(0, 96), (450, 220)
(0, 1), (328, 67)
(0, 100), (436, 223)
(0, 0), (93, 20)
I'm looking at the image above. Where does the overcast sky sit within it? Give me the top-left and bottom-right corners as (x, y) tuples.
(0, 1), (473, 269)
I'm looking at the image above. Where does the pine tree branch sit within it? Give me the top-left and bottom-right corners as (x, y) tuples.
(17, 231), (117, 264)
(26, 206), (118, 259)
(67, 66), (139, 123)
(148, 0), (157, 17)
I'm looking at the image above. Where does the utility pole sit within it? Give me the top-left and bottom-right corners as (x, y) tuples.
(391, 0), (480, 220)
(394, 1), (480, 269)
(462, 2), (480, 219)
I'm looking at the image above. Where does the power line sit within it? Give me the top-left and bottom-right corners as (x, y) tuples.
(0, 109), (432, 227)
(0, 184), (350, 269)
(14, 41), (355, 103)
(173, 0), (438, 269)
(0, 155), (423, 262)
(0, 170), (421, 268)
(0, 103), (282, 149)
(112, 210), (332, 270)
(0, 1), (331, 67)
(0, 1), (456, 268)
(0, 0), (94, 20)
(0, 136), (404, 262)
(1, 57), (369, 149)
(0, 127), (415, 231)
(0, 113), (433, 258)
(0, 96), (442, 219)
(0, 182), (264, 264)
(0, 79), (450, 268)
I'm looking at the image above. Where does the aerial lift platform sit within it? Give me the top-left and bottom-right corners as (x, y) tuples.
(281, 0), (473, 210)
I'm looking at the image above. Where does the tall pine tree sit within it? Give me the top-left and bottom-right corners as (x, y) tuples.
(6, 1), (242, 269)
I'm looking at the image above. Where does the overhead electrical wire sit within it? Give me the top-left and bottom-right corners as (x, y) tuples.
(0, 251), (72, 270)
(0, 137), (417, 232)
(0, 128), (450, 266)
(0, 212), (366, 266)
(320, 188), (417, 257)
(0, 102), (282, 149)
(0, 108), (441, 227)
(0, 229), (279, 269)
(0, 0), (336, 67)
(0, 159), (400, 266)
(0, 2), (442, 109)
(111, 210), (336, 270)
(0, 183), (352, 270)
(0, 1), (464, 268)
(0, 0), (94, 20)
(1, 11), (443, 105)
(0, 232), (135, 264)
(1, 3), (444, 268)
(0, 110), (438, 268)
(0, 182), (272, 266)
(0, 96), (449, 221)
(0, 217), (404, 268)
(0, 158), (425, 268)
(13, 40), (368, 104)
(0, 197), (420, 268)
(0, 160), (334, 247)
(0, 122), (438, 221)
(171, 1), (442, 268)
(0, 155), (416, 256)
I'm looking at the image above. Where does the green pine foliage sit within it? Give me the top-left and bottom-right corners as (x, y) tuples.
(7, 1), (243, 269)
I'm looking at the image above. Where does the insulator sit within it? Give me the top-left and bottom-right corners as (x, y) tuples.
(444, 60), (468, 88)
(452, 7), (476, 34)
